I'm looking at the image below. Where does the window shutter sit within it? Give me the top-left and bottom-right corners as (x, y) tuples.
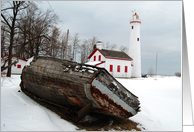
(125, 66), (128, 73)
(17, 64), (21, 68)
(117, 65), (120, 72)
(99, 55), (101, 61)
(110, 65), (113, 72)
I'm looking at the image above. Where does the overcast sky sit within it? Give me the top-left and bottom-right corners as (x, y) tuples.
(40, 1), (182, 76)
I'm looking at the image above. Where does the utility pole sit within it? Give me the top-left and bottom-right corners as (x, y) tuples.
(155, 53), (158, 80)
(65, 29), (69, 60)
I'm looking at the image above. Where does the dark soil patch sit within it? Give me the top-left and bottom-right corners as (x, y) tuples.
(21, 90), (145, 131)
(76, 113), (144, 131)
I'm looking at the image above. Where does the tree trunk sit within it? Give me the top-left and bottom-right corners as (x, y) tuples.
(7, 9), (17, 77)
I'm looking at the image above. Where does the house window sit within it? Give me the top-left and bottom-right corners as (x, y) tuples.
(125, 66), (128, 73)
(137, 38), (139, 41)
(99, 55), (101, 61)
(110, 65), (113, 72)
(17, 64), (21, 68)
(94, 56), (96, 61)
(132, 26), (133, 29)
(117, 65), (120, 72)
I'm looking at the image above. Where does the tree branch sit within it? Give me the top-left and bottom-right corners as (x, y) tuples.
(1, 59), (18, 72)
(1, 7), (14, 12)
(13, 35), (50, 57)
(1, 13), (11, 29)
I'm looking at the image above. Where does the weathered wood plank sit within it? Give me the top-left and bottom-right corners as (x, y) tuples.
(20, 56), (140, 119)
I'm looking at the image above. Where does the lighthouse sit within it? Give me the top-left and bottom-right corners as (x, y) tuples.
(129, 12), (141, 78)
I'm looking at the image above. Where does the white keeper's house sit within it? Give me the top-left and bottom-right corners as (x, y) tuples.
(1, 56), (27, 75)
(86, 41), (133, 78)
(86, 12), (142, 78)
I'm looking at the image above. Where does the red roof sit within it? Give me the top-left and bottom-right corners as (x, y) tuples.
(133, 12), (138, 16)
(95, 61), (105, 66)
(87, 48), (99, 59)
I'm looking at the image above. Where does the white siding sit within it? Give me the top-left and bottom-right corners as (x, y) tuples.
(1, 57), (27, 75)
(89, 50), (105, 62)
(105, 58), (132, 78)
(87, 50), (132, 78)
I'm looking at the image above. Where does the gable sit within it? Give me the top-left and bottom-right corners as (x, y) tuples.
(87, 49), (99, 59)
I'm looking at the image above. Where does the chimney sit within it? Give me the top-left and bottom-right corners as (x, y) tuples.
(96, 40), (102, 50)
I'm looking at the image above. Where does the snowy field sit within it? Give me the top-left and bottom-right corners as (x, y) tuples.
(117, 77), (182, 131)
(1, 75), (182, 131)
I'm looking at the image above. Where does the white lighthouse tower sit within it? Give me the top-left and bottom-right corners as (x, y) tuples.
(129, 12), (141, 78)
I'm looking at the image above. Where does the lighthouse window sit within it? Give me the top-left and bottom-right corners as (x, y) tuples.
(132, 26), (133, 29)
(137, 38), (139, 41)
(94, 56), (96, 61)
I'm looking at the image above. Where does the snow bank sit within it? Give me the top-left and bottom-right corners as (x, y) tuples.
(1, 75), (182, 131)
(1, 75), (77, 131)
(117, 77), (182, 131)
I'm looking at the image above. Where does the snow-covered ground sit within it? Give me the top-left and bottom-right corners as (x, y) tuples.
(1, 75), (182, 131)
(117, 77), (182, 131)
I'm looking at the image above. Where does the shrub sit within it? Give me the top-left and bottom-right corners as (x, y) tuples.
(175, 72), (181, 77)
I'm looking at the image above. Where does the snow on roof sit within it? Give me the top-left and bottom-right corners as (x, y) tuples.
(26, 56), (34, 66)
(85, 61), (102, 66)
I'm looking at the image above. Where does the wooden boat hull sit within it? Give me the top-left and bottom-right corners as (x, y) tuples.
(20, 56), (140, 119)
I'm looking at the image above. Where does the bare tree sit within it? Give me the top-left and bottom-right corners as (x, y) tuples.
(1, 1), (59, 75)
(71, 33), (80, 61)
(102, 41), (117, 50)
(88, 36), (98, 53)
(119, 45), (128, 54)
(15, 3), (39, 58)
(109, 43), (117, 50)
(79, 36), (98, 63)
(175, 72), (181, 77)
(80, 39), (88, 63)
(1, 1), (32, 77)
(17, 7), (58, 58)
(66, 42), (73, 61)
(80, 43), (87, 63)
(50, 26), (61, 58)
(60, 32), (67, 59)
(1, 24), (9, 57)
(102, 41), (110, 49)
(80, 38), (92, 63)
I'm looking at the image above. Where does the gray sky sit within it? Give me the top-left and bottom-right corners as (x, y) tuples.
(40, 1), (181, 75)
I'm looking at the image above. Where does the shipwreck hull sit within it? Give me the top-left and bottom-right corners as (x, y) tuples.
(20, 56), (140, 119)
